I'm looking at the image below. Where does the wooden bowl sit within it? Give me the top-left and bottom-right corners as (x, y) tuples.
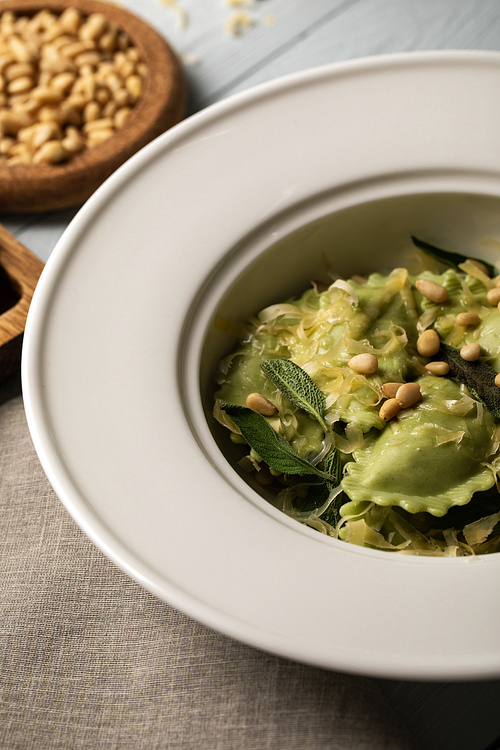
(0, 222), (44, 380)
(0, 0), (187, 212)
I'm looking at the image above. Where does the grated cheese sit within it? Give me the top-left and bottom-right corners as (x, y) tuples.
(224, 10), (254, 35)
(224, 0), (256, 6)
(160, 0), (189, 29)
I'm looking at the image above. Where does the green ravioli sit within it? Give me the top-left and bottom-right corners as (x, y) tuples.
(341, 376), (497, 517)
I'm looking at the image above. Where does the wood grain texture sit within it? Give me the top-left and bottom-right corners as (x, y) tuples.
(0, 0), (188, 213)
(0, 222), (44, 379)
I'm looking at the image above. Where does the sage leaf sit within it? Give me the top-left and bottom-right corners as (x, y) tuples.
(319, 448), (345, 527)
(437, 343), (500, 418)
(261, 358), (328, 431)
(302, 479), (331, 512)
(302, 445), (342, 516)
(411, 236), (496, 277)
(221, 403), (336, 481)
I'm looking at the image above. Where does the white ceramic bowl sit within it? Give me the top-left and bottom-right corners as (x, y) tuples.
(23, 50), (500, 680)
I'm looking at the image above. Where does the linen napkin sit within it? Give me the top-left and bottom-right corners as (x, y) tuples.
(0, 376), (416, 750)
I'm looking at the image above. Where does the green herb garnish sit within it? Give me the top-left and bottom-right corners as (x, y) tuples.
(411, 236), (496, 277)
(261, 357), (328, 431)
(302, 446), (342, 511)
(303, 448), (345, 528)
(438, 343), (500, 418)
(220, 403), (336, 481)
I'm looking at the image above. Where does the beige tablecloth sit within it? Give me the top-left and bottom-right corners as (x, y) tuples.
(0, 375), (417, 750)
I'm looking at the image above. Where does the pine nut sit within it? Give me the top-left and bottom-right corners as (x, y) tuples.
(245, 392), (277, 416)
(125, 74), (142, 100)
(16, 124), (36, 143)
(61, 125), (85, 153)
(117, 60), (135, 79)
(255, 464), (274, 486)
(49, 36), (76, 54)
(417, 328), (440, 357)
(85, 126), (113, 145)
(7, 75), (33, 94)
(59, 41), (86, 58)
(114, 106), (131, 129)
(425, 361), (450, 376)
(9, 92), (31, 108)
(79, 14), (108, 42)
(32, 138), (66, 163)
(0, 109), (32, 133)
(0, 136), (14, 154)
(44, 22), (66, 43)
(32, 86), (63, 105)
(396, 382), (421, 409)
(9, 36), (33, 63)
(51, 71), (76, 93)
(113, 87), (131, 107)
(379, 398), (401, 421)
(58, 104), (80, 126)
(82, 116), (113, 133)
(8, 143), (32, 162)
(456, 311), (480, 326)
(460, 342), (481, 361)
(38, 106), (65, 123)
(415, 278), (449, 304)
(94, 86), (110, 105)
(126, 47), (141, 63)
(347, 353), (378, 374)
(381, 382), (401, 399)
(75, 51), (102, 68)
(104, 71), (122, 92)
(0, 54), (15, 74)
(99, 29), (119, 53)
(60, 7), (82, 36)
(487, 287), (500, 306)
(4, 61), (34, 80)
(65, 94), (87, 111)
(495, 373), (500, 388)
(11, 96), (38, 115)
(31, 121), (60, 149)
(96, 61), (115, 79)
(102, 100), (117, 117)
(42, 46), (76, 75)
(82, 100), (100, 122)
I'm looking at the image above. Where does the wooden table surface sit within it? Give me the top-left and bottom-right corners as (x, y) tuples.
(2, 2), (500, 748)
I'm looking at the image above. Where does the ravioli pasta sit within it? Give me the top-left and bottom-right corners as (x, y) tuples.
(214, 245), (500, 556)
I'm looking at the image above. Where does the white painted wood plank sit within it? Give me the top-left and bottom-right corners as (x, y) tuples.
(130, 0), (357, 110)
(0, 209), (80, 262)
(223, 0), (500, 95)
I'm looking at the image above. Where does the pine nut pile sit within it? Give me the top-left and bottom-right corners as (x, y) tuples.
(0, 8), (147, 165)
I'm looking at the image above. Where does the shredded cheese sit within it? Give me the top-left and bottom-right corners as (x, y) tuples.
(160, 0), (189, 29)
(224, 11), (254, 35)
